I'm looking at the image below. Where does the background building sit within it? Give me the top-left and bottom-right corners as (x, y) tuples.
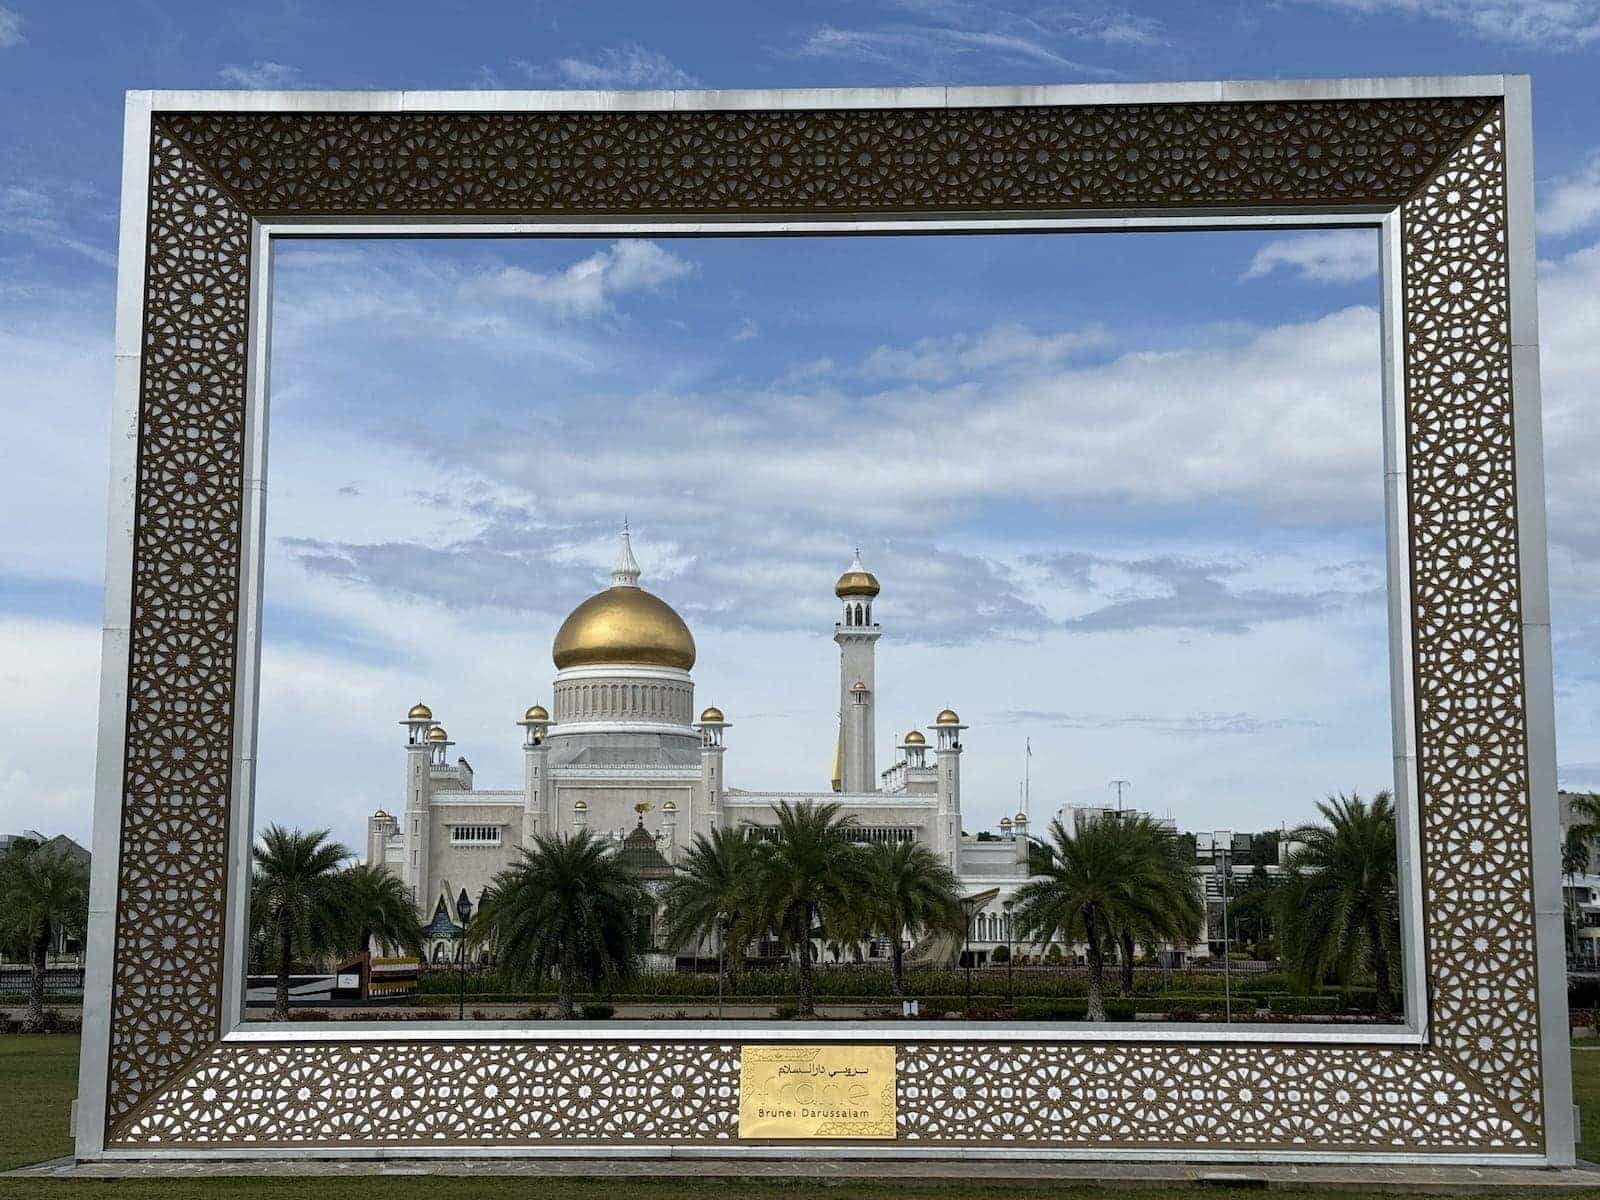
(367, 533), (1029, 960)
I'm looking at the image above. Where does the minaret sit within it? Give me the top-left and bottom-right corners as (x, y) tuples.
(399, 702), (435, 909)
(933, 709), (966, 874)
(696, 706), (728, 841)
(833, 549), (881, 794)
(518, 704), (552, 848)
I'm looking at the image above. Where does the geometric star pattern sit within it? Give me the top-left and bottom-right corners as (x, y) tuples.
(101, 94), (1545, 1152)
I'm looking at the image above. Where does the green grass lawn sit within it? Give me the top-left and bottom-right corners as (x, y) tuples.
(4, 1035), (1600, 1199)
(0, 1034), (77, 1173)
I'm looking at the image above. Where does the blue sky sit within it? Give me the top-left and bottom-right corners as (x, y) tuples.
(2, 0), (1598, 854)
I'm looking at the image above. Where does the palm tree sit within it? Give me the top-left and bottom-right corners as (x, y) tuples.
(251, 825), (351, 1021)
(1228, 864), (1283, 956)
(1105, 814), (1204, 995)
(0, 838), (88, 1032)
(341, 862), (424, 958)
(1275, 791), (1402, 1014)
(744, 801), (871, 1017)
(660, 826), (757, 969)
(861, 840), (965, 996)
(1563, 832), (1589, 960)
(1011, 814), (1173, 1021)
(470, 830), (647, 1019)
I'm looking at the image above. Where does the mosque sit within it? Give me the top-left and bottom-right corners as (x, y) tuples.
(365, 530), (1033, 960)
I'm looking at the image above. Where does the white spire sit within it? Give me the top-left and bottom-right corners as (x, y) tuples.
(848, 546), (866, 573)
(611, 520), (641, 588)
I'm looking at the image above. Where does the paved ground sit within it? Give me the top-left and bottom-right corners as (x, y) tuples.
(13, 1155), (1600, 1193)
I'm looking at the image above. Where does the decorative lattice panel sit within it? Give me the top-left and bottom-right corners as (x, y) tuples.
(101, 94), (1544, 1153)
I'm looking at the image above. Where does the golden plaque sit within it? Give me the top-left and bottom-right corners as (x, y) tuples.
(738, 1044), (896, 1139)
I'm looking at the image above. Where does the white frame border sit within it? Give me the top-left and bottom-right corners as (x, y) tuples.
(74, 74), (1566, 1166)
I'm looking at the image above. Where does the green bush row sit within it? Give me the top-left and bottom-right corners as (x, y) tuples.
(413, 968), (1308, 1001)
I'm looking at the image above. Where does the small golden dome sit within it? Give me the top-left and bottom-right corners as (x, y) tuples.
(662, 800), (678, 813)
(850, 680), (868, 693)
(1000, 816), (1013, 827)
(835, 549), (881, 599)
(1014, 810), (1029, 823)
(427, 726), (448, 742)
(699, 706), (725, 723)
(936, 708), (960, 725)
(407, 701), (433, 721)
(373, 808), (393, 820)
(574, 799), (589, 811)
(553, 586), (695, 670)
(904, 729), (926, 746)
(524, 704), (549, 722)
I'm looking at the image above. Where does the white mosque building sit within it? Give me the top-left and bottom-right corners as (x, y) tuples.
(366, 530), (1033, 958)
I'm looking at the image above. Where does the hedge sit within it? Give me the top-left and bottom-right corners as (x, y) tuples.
(1267, 994), (1342, 1015)
(1015, 999), (1137, 1021)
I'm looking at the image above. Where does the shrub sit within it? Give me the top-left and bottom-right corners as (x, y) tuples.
(773, 1005), (800, 1019)
(579, 1003), (615, 1019)
(989, 945), (1010, 964)
(1337, 987), (1381, 1013)
(1130, 994), (1229, 1016)
(1015, 999), (1135, 1021)
(1267, 994), (1341, 1015)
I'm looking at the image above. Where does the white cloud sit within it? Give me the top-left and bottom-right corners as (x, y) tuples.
(792, 25), (1120, 77)
(518, 44), (700, 90)
(732, 318), (759, 342)
(790, 0), (1157, 78)
(0, 5), (24, 47)
(0, 181), (117, 268)
(1541, 151), (1600, 238)
(0, 305), (112, 584)
(483, 240), (695, 317)
(856, 323), (1108, 383)
(1294, 0), (1600, 46)
(217, 60), (306, 88)
(0, 619), (101, 844)
(1242, 231), (1378, 285)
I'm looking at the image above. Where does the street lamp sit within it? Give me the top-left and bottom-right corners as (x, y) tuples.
(1213, 833), (1232, 1024)
(1002, 898), (1015, 1006)
(716, 912), (730, 1021)
(959, 896), (978, 1019)
(455, 888), (474, 1022)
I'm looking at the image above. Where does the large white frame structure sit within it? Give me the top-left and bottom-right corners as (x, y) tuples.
(77, 76), (1568, 1164)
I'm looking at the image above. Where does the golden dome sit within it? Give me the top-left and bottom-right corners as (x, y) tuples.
(999, 816), (1013, 828)
(553, 585), (696, 671)
(850, 680), (868, 693)
(835, 549), (881, 599)
(662, 800), (678, 813)
(407, 701), (433, 721)
(1014, 810), (1029, 823)
(427, 725), (448, 742)
(523, 704), (549, 722)
(574, 799), (588, 811)
(699, 706), (725, 723)
(904, 730), (926, 746)
(936, 708), (960, 725)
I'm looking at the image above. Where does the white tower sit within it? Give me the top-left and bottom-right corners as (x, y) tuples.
(399, 702), (435, 908)
(518, 703), (552, 847)
(833, 549), (881, 794)
(696, 706), (728, 840)
(932, 708), (966, 874)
